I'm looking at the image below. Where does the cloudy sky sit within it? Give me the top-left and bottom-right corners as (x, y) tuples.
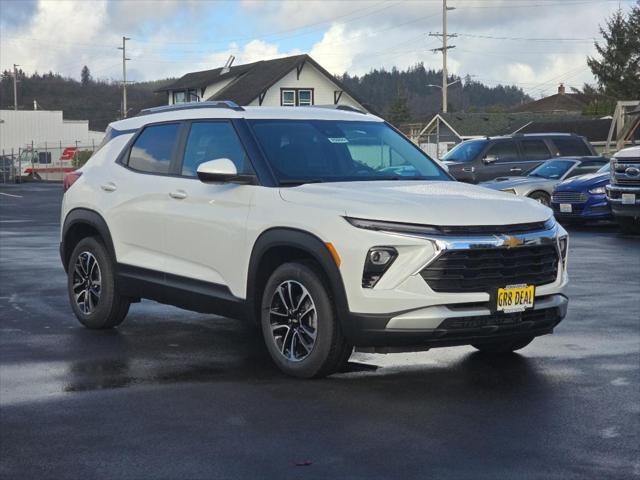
(0, 0), (635, 97)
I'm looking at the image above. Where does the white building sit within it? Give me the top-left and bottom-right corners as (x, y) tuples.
(0, 110), (104, 153)
(156, 54), (373, 113)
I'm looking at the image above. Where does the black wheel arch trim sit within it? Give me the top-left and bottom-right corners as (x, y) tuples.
(61, 208), (116, 272)
(247, 227), (353, 337)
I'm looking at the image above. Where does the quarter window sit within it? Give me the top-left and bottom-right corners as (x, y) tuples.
(128, 123), (180, 174)
(521, 139), (551, 160)
(553, 137), (591, 156)
(181, 122), (250, 177)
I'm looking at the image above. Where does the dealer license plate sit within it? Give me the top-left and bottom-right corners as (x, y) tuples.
(496, 284), (535, 313)
(560, 203), (572, 213)
(622, 193), (636, 205)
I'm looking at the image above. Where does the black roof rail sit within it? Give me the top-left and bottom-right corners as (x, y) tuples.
(313, 104), (367, 114)
(138, 100), (244, 116)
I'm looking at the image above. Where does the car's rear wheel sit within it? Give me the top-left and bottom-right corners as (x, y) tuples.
(528, 191), (550, 206)
(472, 336), (534, 353)
(260, 261), (351, 378)
(67, 237), (130, 329)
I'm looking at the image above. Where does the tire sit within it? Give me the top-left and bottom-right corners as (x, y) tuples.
(472, 336), (534, 354)
(260, 261), (351, 378)
(617, 216), (640, 235)
(67, 236), (130, 329)
(528, 191), (550, 207)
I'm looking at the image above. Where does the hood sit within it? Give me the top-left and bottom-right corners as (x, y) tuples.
(555, 172), (609, 191)
(480, 176), (553, 191)
(279, 180), (551, 226)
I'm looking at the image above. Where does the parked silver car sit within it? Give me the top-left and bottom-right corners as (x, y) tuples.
(481, 157), (609, 206)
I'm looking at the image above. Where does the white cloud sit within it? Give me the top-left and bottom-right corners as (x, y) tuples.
(0, 0), (633, 97)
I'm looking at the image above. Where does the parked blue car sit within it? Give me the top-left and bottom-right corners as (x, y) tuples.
(551, 163), (611, 222)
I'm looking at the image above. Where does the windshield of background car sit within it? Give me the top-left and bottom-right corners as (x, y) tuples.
(597, 163), (610, 173)
(248, 120), (450, 184)
(528, 159), (576, 179)
(441, 140), (488, 163)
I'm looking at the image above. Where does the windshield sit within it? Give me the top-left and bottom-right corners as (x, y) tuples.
(442, 140), (488, 163)
(597, 163), (610, 173)
(527, 159), (576, 179)
(248, 120), (450, 184)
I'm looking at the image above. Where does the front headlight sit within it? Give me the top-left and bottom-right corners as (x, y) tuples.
(588, 186), (606, 195)
(344, 217), (441, 236)
(502, 188), (517, 195)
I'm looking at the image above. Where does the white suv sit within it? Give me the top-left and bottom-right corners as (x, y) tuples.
(60, 101), (569, 378)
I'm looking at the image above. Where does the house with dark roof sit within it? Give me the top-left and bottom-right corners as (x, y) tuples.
(511, 84), (588, 114)
(156, 54), (371, 112)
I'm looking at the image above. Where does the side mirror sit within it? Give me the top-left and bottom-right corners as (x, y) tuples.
(196, 158), (255, 184)
(483, 154), (498, 164)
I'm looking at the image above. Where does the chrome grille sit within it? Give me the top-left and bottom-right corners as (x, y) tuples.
(613, 159), (640, 186)
(552, 191), (587, 203)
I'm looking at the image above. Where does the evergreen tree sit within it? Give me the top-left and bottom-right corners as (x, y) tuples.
(81, 66), (92, 86)
(587, 3), (640, 99)
(387, 82), (411, 126)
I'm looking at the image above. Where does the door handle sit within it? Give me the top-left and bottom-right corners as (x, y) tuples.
(462, 167), (475, 173)
(169, 190), (187, 200)
(100, 182), (117, 192)
(510, 168), (522, 172)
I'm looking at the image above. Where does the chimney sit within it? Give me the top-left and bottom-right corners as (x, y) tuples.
(558, 83), (565, 94)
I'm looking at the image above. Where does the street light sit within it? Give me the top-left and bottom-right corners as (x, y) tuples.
(426, 78), (461, 91)
(427, 79), (461, 112)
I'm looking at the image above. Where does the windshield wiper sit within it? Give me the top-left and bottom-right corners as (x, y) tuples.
(278, 179), (324, 186)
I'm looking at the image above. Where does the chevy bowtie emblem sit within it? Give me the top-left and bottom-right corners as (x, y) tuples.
(503, 235), (524, 248)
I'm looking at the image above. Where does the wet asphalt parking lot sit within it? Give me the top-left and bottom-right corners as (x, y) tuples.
(0, 182), (639, 480)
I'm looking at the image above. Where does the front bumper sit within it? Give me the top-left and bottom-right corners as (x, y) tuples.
(607, 185), (640, 217)
(339, 222), (568, 348)
(551, 195), (612, 220)
(346, 294), (567, 348)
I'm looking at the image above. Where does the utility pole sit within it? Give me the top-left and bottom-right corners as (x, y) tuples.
(118, 36), (131, 118)
(429, 0), (456, 113)
(13, 64), (20, 111)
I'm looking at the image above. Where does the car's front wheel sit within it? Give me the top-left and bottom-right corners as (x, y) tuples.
(67, 237), (130, 329)
(528, 191), (550, 206)
(472, 336), (534, 353)
(260, 261), (352, 378)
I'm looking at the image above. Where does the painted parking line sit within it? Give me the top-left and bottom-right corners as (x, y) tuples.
(0, 192), (23, 198)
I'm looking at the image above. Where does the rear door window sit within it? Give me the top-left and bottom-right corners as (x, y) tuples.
(485, 141), (519, 162)
(553, 137), (591, 156)
(128, 123), (181, 174)
(521, 139), (551, 160)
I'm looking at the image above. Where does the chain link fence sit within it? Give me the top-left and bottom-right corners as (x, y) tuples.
(0, 141), (97, 184)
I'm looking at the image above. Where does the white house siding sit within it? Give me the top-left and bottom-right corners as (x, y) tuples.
(0, 110), (103, 152)
(247, 63), (363, 109)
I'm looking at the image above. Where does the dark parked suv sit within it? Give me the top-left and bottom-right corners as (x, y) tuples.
(442, 133), (597, 183)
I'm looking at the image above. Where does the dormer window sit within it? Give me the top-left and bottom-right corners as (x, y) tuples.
(173, 89), (199, 104)
(281, 88), (314, 106)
